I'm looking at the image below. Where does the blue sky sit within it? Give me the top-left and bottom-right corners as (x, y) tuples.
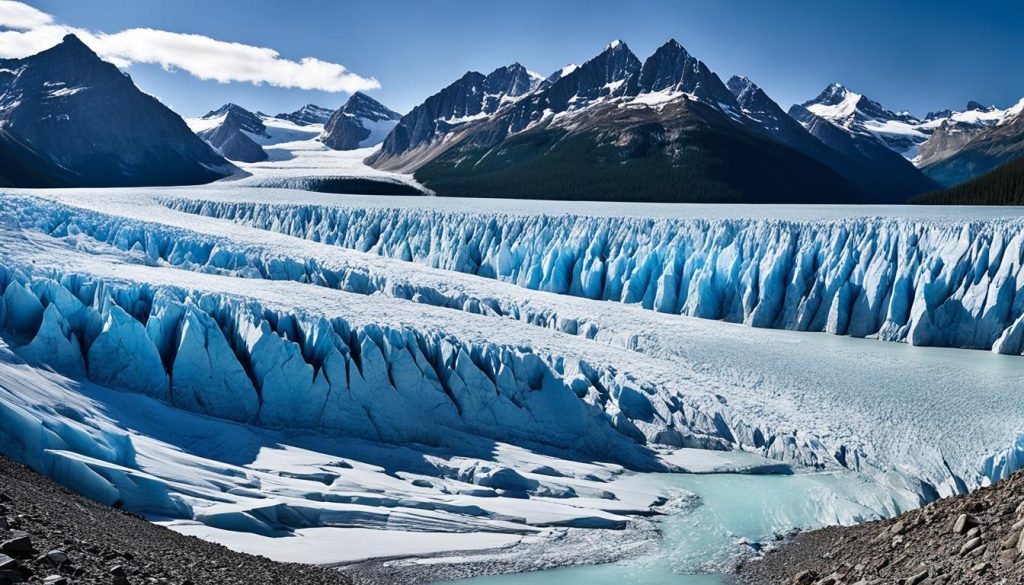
(12, 0), (1024, 117)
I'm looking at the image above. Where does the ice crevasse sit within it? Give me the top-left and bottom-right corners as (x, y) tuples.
(167, 199), (1024, 354)
(0, 262), (769, 474)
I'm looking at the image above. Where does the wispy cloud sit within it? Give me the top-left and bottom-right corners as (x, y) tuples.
(0, 1), (380, 93)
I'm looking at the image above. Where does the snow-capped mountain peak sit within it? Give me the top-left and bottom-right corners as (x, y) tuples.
(275, 103), (333, 126)
(321, 92), (401, 150)
(799, 83), (926, 156)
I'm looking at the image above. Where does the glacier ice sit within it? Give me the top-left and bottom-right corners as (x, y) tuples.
(3, 189), (1024, 512)
(165, 198), (1024, 354)
(0, 261), (670, 469)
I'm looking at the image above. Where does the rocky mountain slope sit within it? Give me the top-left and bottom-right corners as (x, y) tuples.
(0, 34), (234, 188)
(320, 92), (401, 150)
(377, 40), (882, 203)
(0, 454), (350, 585)
(735, 468), (1024, 585)
(729, 76), (933, 201)
(195, 103), (270, 163)
(920, 99), (1024, 187)
(366, 63), (537, 169)
(788, 100), (939, 200)
(913, 101), (1008, 168)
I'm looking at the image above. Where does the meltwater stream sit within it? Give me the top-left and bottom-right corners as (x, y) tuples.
(438, 469), (917, 585)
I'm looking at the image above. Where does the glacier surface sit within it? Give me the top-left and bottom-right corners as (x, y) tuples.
(163, 193), (1024, 355)
(1, 187), (1024, 567)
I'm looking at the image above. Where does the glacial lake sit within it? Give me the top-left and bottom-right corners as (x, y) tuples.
(437, 469), (916, 585)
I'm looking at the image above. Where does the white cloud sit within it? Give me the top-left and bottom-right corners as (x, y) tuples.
(0, 1), (379, 93)
(0, 0), (51, 30)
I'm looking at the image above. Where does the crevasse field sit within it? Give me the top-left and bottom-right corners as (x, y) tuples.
(3, 144), (1024, 582)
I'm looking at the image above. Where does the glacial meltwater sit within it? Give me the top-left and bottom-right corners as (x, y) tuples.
(437, 468), (918, 585)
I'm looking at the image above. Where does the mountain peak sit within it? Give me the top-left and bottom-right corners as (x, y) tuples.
(202, 103), (252, 119)
(606, 39), (625, 50)
(811, 83), (855, 106)
(341, 91), (400, 121)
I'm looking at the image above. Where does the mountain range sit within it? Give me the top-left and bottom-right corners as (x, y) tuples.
(189, 93), (402, 162)
(370, 40), (941, 203)
(1, 34), (1023, 204)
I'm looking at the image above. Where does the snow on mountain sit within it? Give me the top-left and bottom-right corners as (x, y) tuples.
(320, 92), (401, 150)
(798, 83), (928, 157)
(366, 63), (539, 170)
(914, 101), (1009, 168)
(191, 104), (270, 163)
(274, 103), (334, 126)
(916, 97), (1024, 185)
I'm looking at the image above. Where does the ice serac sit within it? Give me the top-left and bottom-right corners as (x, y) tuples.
(168, 198), (1024, 356)
(171, 303), (259, 423)
(0, 263), (672, 470)
(88, 304), (169, 400)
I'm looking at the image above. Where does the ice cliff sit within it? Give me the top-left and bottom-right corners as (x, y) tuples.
(166, 199), (1024, 354)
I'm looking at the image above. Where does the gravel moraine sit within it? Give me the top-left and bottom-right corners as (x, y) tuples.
(735, 469), (1024, 585)
(0, 455), (352, 585)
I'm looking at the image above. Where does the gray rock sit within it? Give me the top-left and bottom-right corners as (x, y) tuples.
(953, 513), (979, 534)
(960, 536), (983, 555)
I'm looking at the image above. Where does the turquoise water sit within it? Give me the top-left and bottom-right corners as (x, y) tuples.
(437, 470), (915, 585)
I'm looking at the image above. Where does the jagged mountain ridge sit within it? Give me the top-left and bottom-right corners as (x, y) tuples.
(0, 34), (234, 187)
(365, 63), (539, 169)
(372, 40), (915, 203)
(275, 103), (334, 126)
(798, 83), (928, 156)
(919, 99), (1024, 186)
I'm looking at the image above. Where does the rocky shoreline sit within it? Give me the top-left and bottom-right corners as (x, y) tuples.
(735, 470), (1024, 585)
(0, 455), (350, 585)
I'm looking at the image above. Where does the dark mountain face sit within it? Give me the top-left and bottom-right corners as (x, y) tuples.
(789, 103), (938, 200)
(197, 104), (268, 163)
(724, 75), (934, 202)
(202, 103), (267, 136)
(0, 34), (233, 187)
(366, 64), (537, 166)
(339, 92), (400, 121)
(320, 92), (400, 150)
(631, 40), (737, 106)
(385, 40), (874, 203)
(275, 104), (333, 126)
(415, 97), (867, 204)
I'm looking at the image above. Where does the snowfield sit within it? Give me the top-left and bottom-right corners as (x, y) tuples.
(1, 186), (1024, 568)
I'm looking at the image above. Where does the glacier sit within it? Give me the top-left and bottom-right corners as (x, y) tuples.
(164, 194), (1024, 355)
(2, 186), (1024, 570)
